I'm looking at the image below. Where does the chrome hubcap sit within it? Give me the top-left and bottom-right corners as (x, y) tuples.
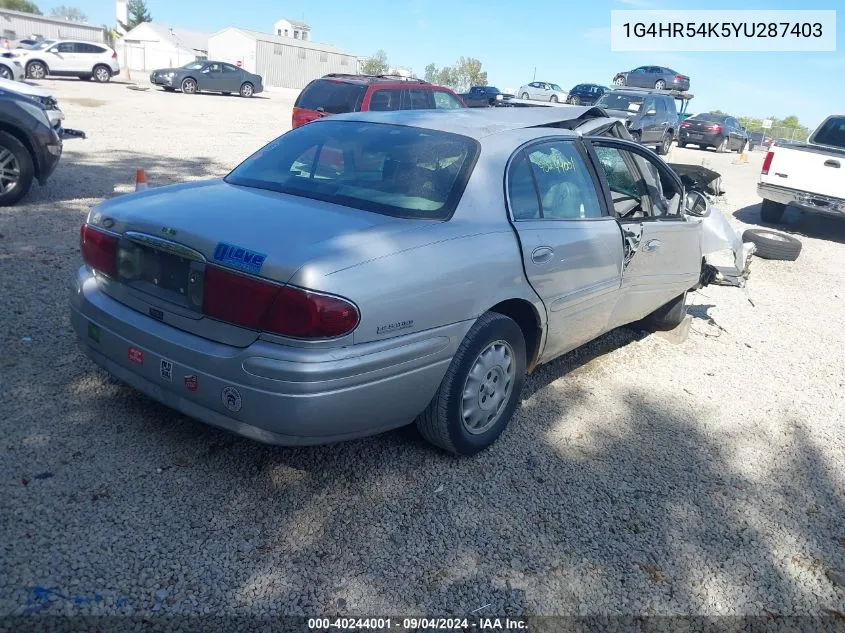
(96, 68), (108, 80)
(461, 340), (514, 435)
(0, 147), (20, 194)
(31, 64), (44, 78)
(184, 81), (195, 93)
(243, 85), (252, 96)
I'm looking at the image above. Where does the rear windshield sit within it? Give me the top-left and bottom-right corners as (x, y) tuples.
(597, 93), (644, 112)
(226, 120), (479, 220)
(811, 116), (845, 149)
(689, 113), (725, 122)
(294, 79), (366, 114)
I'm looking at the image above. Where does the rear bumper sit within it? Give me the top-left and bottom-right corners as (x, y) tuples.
(69, 266), (467, 445)
(679, 131), (720, 146)
(758, 182), (845, 217)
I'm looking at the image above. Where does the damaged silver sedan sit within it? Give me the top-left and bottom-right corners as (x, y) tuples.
(71, 107), (752, 455)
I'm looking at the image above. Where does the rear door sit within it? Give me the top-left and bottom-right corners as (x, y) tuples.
(507, 138), (624, 361)
(221, 63), (243, 92)
(401, 87), (434, 110)
(587, 138), (702, 327)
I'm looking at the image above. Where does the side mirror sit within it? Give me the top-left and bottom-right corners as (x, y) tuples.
(684, 189), (711, 217)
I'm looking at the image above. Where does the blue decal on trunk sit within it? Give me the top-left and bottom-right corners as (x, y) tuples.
(212, 242), (267, 274)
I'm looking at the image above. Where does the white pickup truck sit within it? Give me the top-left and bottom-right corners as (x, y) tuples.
(757, 114), (845, 223)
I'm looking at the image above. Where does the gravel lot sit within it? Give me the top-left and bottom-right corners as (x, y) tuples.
(1, 77), (843, 620)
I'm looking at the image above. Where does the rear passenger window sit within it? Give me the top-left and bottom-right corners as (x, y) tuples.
(524, 142), (602, 219)
(369, 89), (401, 111)
(434, 91), (463, 109)
(404, 88), (431, 110)
(78, 43), (106, 54)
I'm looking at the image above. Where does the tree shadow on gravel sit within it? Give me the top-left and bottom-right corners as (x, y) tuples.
(734, 202), (845, 246)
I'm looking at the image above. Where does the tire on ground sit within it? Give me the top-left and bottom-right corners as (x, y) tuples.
(642, 291), (687, 331)
(742, 228), (802, 261)
(0, 130), (35, 207)
(416, 312), (526, 456)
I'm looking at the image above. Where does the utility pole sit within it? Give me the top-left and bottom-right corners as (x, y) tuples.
(532, 66), (536, 81)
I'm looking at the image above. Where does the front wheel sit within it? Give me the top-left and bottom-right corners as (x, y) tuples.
(656, 132), (672, 155)
(0, 131), (36, 207)
(239, 82), (254, 98)
(0, 65), (12, 80)
(550, 94), (558, 103)
(642, 292), (687, 331)
(568, 95), (580, 105)
(416, 312), (526, 455)
(26, 61), (47, 80)
(181, 78), (197, 94)
(614, 76), (626, 86)
(521, 92), (529, 99)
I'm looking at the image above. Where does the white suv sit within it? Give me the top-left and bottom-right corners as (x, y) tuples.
(16, 40), (120, 82)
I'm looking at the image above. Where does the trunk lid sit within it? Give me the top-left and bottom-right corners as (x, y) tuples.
(89, 179), (415, 345)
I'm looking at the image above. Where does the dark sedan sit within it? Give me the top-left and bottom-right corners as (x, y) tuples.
(150, 61), (264, 97)
(566, 83), (609, 106)
(678, 113), (749, 152)
(613, 66), (690, 91)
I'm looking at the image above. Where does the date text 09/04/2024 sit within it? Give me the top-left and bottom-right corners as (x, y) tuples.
(307, 617), (528, 630)
(622, 22), (823, 38)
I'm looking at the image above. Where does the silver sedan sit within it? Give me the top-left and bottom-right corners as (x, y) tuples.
(71, 107), (751, 455)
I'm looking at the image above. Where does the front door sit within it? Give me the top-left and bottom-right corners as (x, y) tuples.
(588, 139), (702, 328)
(46, 42), (76, 72)
(198, 62), (224, 91)
(639, 96), (661, 144)
(507, 138), (624, 361)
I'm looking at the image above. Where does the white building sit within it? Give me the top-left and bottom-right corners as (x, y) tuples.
(208, 27), (357, 89)
(115, 23), (209, 72)
(273, 18), (310, 41)
(0, 8), (105, 43)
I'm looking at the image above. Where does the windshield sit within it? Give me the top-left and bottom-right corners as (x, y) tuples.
(597, 93), (644, 112)
(294, 79), (366, 114)
(181, 62), (205, 70)
(226, 120), (480, 220)
(550, 84), (562, 91)
(811, 116), (845, 149)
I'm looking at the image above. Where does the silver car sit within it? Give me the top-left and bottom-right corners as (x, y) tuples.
(70, 107), (751, 455)
(516, 81), (568, 102)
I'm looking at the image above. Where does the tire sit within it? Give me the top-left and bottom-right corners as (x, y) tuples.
(0, 131), (36, 207)
(181, 77), (197, 94)
(643, 292), (687, 331)
(26, 61), (47, 80)
(614, 76), (626, 86)
(239, 82), (254, 98)
(222, 91), (231, 96)
(760, 198), (786, 224)
(550, 94), (558, 103)
(416, 312), (526, 456)
(742, 229), (802, 261)
(678, 142), (687, 148)
(92, 65), (111, 83)
(521, 92), (529, 99)
(656, 132), (672, 155)
(0, 65), (12, 80)
(568, 95), (581, 105)
(716, 137), (729, 153)
(654, 79), (667, 90)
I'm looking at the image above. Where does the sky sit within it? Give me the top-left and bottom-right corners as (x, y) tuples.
(61, 0), (843, 128)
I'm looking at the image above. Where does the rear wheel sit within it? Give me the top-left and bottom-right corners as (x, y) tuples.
(92, 65), (111, 83)
(614, 76), (626, 86)
(181, 78), (197, 94)
(239, 82), (254, 98)
(760, 198), (786, 223)
(26, 61), (47, 79)
(0, 131), (35, 207)
(416, 312), (526, 456)
(656, 132), (672, 155)
(654, 79), (667, 90)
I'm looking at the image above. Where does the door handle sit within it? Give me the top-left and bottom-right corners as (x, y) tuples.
(824, 159), (840, 168)
(645, 239), (662, 251)
(530, 246), (554, 264)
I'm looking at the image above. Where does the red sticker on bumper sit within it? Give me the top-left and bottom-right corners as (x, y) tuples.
(184, 375), (198, 392)
(128, 347), (144, 364)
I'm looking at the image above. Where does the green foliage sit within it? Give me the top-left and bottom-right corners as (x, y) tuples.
(50, 5), (87, 22)
(360, 50), (389, 76)
(738, 113), (810, 140)
(0, 0), (41, 14)
(424, 57), (487, 92)
(709, 109), (728, 116)
(126, 0), (151, 29)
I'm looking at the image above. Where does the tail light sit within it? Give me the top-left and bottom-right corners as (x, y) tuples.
(675, 75), (684, 80)
(203, 266), (359, 338)
(680, 122), (691, 128)
(706, 125), (722, 133)
(80, 224), (118, 278)
(762, 151), (775, 175)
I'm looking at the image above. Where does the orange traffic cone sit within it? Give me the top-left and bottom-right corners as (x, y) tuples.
(135, 169), (148, 191)
(740, 145), (750, 163)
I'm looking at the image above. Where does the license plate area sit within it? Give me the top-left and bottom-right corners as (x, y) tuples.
(117, 239), (204, 310)
(689, 133), (703, 139)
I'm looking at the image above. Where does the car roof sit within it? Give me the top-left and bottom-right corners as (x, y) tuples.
(326, 106), (609, 139)
(317, 73), (430, 86)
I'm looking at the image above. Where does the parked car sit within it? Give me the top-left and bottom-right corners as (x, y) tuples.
(595, 88), (679, 155)
(14, 40), (119, 82)
(613, 66), (690, 91)
(566, 83), (609, 106)
(292, 74), (465, 129)
(151, 61), (263, 98)
(747, 132), (773, 150)
(516, 81), (567, 102)
(70, 107), (753, 455)
(0, 90), (62, 205)
(678, 113), (749, 152)
(0, 76), (63, 129)
(13, 38), (41, 49)
(0, 51), (24, 80)
(757, 114), (845, 224)
(459, 86), (512, 107)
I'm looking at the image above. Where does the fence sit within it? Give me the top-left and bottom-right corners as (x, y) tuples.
(744, 125), (810, 150)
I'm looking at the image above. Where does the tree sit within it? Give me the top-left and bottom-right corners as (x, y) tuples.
(125, 0), (151, 29)
(360, 50), (389, 76)
(424, 57), (487, 92)
(780, 115), (801, 129)
(0, 0), (41, 14)
(50, 5), (87, 22)
(709, 109), (728, 116)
